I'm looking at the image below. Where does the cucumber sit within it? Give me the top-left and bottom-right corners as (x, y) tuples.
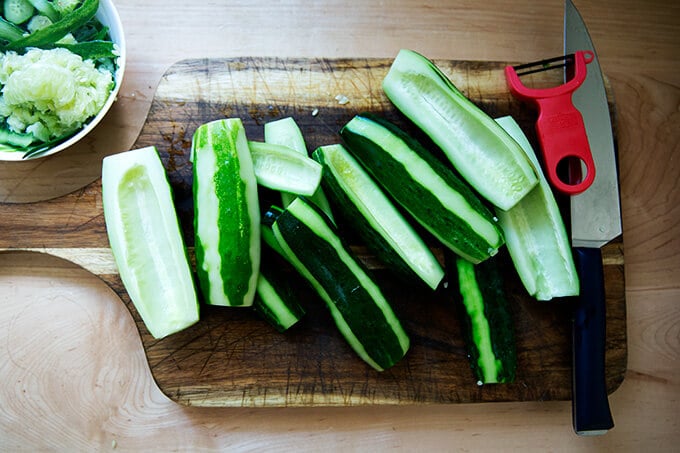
(253, 249), (306, 332)
(264, 116), (335, 221)
(451, 255), (517, 384)
(494, 116), (579, 300)
(0, 128), (36, 148)
(192, 118), (260, 307)
(312, 143), (444, 290)
(247, 140), (322, 196)
(26, 0), (59, 22)
(264, 117), (307, 154)
(0, 16), (26, 41)
(340, 113), (503, 264)
(4, 0), (34, 25)
(102, 146), (199, 339)
(382, 49), (538, 210)
(6, 0), (98, 51)
(268, 197), (410, 371)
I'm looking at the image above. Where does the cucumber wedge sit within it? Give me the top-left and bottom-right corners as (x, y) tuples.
(494, 116), (579, 300)
(312, 143), (444, 290)
(248, 140), (322, 196)
(264, 117), (334, 221)
(452, 256), (517, 385)
(102, 146), (199, 339)
(382, 49), (538, 210)
(263, 117), (307, 154)
(253, 253), (306, 332)
(192, 118), (260, 307)
(268, 197), (410, 371)
(340, 113), (503, 264)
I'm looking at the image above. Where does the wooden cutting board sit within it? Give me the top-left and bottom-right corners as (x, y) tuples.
(0, 57), (626, 407)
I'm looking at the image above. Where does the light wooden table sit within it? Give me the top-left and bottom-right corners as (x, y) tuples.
(1, 0), (678, 450)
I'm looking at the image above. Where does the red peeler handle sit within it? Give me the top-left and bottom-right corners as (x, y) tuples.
(504, 51), (596, 195)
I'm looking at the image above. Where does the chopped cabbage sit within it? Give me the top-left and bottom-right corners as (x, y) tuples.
(0, 47), (113, 142)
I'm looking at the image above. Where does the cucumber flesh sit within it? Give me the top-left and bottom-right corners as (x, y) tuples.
(248, 140), (322, 196)
(102, 146), (199, 339)
(270, 197), (410, 371)
(264, 117), (307, 154)
(313, 143), (444, 290)
(264, 117), (335, 221)
(4, 0), (34, 24)
(383, 49), (538, 210)
(26, 0), (59, 22)
(192, 118), (260, 307)
(494, 116), (579, 300)
(340, 113), (503, 263)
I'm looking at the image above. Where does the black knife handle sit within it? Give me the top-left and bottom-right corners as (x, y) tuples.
(572, 247), (614, 435)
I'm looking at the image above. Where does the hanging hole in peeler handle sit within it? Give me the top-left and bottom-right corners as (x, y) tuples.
(556, 155), (595, 195)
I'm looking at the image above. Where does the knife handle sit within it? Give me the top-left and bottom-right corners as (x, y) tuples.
(572, 247), (614, 435)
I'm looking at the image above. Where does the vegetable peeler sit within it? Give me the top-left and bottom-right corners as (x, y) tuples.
(504, 50), (596, 195)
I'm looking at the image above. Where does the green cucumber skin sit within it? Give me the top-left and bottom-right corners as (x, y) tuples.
(340, 113), (503, 263)
(253, 255), (306, 332)
(451, 255), (517, 384)
(315, 150), (419, 282)
(193, 119), (260, 307)
(272, 198), (409, 371)
(313, 146), (440, 289)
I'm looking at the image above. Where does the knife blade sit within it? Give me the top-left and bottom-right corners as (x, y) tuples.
(565, 0), (621, 435)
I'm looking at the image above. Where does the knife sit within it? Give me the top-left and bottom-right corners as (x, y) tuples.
(565, 0), (621, 435)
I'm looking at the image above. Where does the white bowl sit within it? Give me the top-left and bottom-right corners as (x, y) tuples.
(0, 0), (126, 161)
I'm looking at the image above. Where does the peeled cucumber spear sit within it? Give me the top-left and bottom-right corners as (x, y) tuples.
(382, 49), (538, 211)
(494, 116), (579, 300)
(102, 146), (199, 339)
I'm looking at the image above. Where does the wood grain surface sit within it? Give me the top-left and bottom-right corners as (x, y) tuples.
(0, 57), (626, 407)
(0, 0), (678, 450)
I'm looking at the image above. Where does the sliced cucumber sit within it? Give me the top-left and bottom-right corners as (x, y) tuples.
(313, 143), (444, 290)
(0, 16), (26, 41)
(264, 117), (334, 220)
(248, 140), (322, 196)
(340, 113), (503, 264)
(269, 197), (410, 371)
(192, 118), (260, 307)
(26, 0), (59, 22)
(494, 116), (579, 300)
(0, 128), (36, 148)
(102, 146), (199, 339)
(382, 49), (538, 210)
(264, 117), (307, 154)
(253, 251), (306, 332)
(452, 256), (516, 384)
(5, 0), (98, 51)
(4, 0), (34, 25)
